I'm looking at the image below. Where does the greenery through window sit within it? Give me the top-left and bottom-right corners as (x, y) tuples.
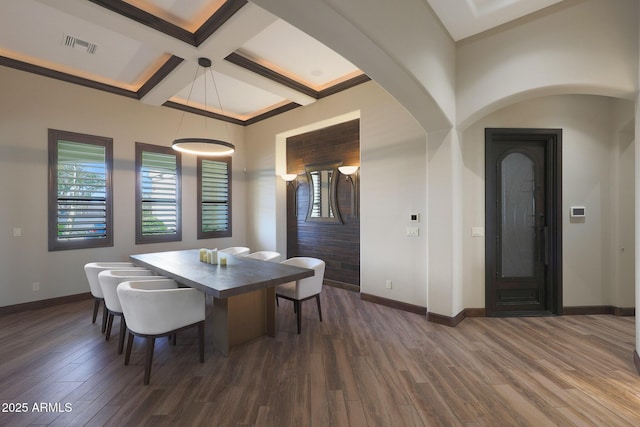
(135, 143), (181, 244)
(48, 129), (113, 251)
(198, 156), (231, 239)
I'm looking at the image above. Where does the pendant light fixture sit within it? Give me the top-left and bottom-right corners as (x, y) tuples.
(172, 57), (235, 156)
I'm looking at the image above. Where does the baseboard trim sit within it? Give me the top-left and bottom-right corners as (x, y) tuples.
(426, 308), (485, 327)
(427, 310), (465, 327)
(563, 306), (635, 316)
(613, 307), (636, 316)
(324, 279), (360, 293)
(360, 293), (426, 316)
(0, 292), (92, 316)
(635, 350), (640, 376)
(357, 298), (636, 326)
(425, 305), (635, 328)
(464, 308), (486, 317)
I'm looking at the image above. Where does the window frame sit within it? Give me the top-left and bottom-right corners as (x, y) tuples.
(135, 142), (182, 244)
(197, 155), (232, 239)
(48, 129), (113, 251)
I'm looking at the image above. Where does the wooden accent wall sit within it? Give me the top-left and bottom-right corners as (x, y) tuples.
(286, 119), (360, 288)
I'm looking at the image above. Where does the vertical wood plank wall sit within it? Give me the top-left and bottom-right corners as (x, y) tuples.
(286, 119), (360, 288)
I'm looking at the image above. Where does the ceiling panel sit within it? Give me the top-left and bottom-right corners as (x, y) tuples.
(238, 19), (362, 90)
(123, 0), (226, 32)
(426, 0), (565, 41)
(170, 67), (288, 120)
(0, 0), (168, 90)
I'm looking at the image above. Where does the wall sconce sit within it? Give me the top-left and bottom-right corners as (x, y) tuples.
(281, 173), (300, 217)
(338, 166), (359, 218)
(281, 173), (298, 183)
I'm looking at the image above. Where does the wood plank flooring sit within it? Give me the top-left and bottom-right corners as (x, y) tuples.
(0, 286), (639, 426)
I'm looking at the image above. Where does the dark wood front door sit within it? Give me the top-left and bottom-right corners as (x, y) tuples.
(485, 129), (562, 317)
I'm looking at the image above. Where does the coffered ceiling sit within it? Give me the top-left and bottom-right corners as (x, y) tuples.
(0, 0), (564, 125)
(426, 0), (564, 41)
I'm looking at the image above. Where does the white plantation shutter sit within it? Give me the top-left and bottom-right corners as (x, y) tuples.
(48, 130), (113, 251)
(136, 143), (181, 243)
(198, 156), (231, 238)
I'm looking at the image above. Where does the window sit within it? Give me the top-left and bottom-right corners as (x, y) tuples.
(198, 156), (231, 239)
(48, 129), (113, 251)
(135, 143), (181, 243)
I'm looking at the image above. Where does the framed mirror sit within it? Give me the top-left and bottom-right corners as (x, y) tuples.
(305, 161), (343, 223)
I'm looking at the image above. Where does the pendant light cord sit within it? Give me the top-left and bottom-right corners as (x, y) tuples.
(207, 66), (232, 142)
(174, 64), (200, 141)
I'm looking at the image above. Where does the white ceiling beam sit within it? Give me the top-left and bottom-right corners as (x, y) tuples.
(167, 2), (314, 106)
(141, 2), (282, 105)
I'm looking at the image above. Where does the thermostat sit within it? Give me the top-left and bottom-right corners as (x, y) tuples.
(570, 206), (586, 218)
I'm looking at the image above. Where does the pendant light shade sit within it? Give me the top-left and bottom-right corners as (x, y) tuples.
(172, 57), (235, 156)
(172, 138), (235, 156)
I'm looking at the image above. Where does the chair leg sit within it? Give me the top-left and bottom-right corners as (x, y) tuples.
(296, 301), (301, 334)
(124, 332), (134, 365)
(101, 305), (108, 334)
(105, 313), (114, 341)
(198, 322), (205, 363)
(144, 337), (155, 385)
(315, 295), (323, 322)
(118, 317), (126, 355)
(92, 298), (101, 324)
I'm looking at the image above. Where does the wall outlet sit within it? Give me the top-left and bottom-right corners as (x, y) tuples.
(471, 227), (484, 237)
(406, 227), (419, 237)
(386, 280), (392, 289)
(32, 282), (40, 291)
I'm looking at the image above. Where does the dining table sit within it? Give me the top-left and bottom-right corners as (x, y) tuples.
(129, 249), (314, 355)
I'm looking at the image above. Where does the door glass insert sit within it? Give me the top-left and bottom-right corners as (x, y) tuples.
(500, 152), (535, 277)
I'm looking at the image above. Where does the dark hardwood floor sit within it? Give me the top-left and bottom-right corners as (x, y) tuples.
(0, 286), (639, 426)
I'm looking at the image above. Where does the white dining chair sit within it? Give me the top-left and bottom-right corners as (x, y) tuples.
(245, 251), (281, 262)
(98, 269), (164, 354)
(84, 262), (139, 332)
(276, 257), (326, 334)
(117, 279), (206, 385)
(218, 246), (250, 257)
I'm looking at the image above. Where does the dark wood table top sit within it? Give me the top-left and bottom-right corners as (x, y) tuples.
(130, 249), (314, 298)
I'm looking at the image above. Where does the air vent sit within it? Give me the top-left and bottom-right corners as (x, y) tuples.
(63, 34), (97, 54)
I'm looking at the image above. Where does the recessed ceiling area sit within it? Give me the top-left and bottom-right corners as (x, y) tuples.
(238, 19), (362, 91)
(426, 0), (565, 41)
(0, 0), (567, 125)
(123, 0), (226, 32)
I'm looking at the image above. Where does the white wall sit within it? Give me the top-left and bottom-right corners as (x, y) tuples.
(245, 81), (428, 306)
(427, 129), (464, 317)
(0, 67), (247, 306)
(462, 95), (635, 309)
(610, 102), (635, 308)
(456, 0), (638, 130)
